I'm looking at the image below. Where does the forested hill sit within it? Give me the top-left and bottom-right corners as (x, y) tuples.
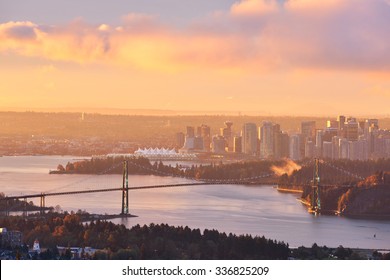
(0, 213), (289, 260)
(337, 172), (390, 217)
(52, 156), (280, 181)
(280, 159), (390, 185)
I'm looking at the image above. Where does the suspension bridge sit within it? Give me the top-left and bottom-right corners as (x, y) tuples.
(0, 158), (366, 216)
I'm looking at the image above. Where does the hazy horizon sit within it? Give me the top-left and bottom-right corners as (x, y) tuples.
(1, 107), (390, 118)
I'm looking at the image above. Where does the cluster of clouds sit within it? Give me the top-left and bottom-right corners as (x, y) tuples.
(0, 0), (389, 73)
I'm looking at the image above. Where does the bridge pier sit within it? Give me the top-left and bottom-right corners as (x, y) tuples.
(121, 160), (129, 215)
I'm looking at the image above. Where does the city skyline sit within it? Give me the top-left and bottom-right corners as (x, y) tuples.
(176, 115), (390, 161)
(1, 0), (390, 116)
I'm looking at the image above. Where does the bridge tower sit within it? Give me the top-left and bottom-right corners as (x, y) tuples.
(23, 198), (27, 217)
(121, 160), (129, 215)
(311, 158), (321, 214)
(5, 199), (9, 217)
(40, 193), (46, 215)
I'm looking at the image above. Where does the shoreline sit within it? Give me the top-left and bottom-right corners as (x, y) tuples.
(81, 213), (138, 222)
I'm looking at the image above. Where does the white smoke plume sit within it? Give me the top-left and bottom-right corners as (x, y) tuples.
(271, 159), (302, 176)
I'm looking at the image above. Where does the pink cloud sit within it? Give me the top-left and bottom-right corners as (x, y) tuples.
(0, 1), (389, 73)
(230, 0), (279, 17)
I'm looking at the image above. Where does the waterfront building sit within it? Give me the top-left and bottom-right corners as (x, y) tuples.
(182, 126), (196, 151)
(212, 135), (226, 153)
(175, 132), (185, 149)
(182, 136), (195, 150)
(194, 136), (204, 150)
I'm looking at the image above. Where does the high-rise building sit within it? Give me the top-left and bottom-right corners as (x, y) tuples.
(220, 121), (233, 138)
(186, 126), (195, 138)
(326, 120), (338, 129)
(259, 121), (284, 159)
(194, 136), (204, 150)
(175, 132), (185, 149)
(345, 118), (359, 141)
(339, 138), (349, 159)
(385, 139), (390, 158)
(322, 142), (333, 159)
(181, 126), (195, 151)
(348, 140), (359, 160)
(332, 136), (340, 160)
(260, 121), (274, 159)
(322, 128), (338, 142)
(242, 123), (258, 155)
(305, 140), (315, 158)
(212, 135), (226, 153)
(220, 121), (233, 151)
(233, 136), (242, 153)
(315, 130), (323, 157)
(273, 124), (282, 159)
(289, 135), (301, 160)
(358, 137), (369, 160)
(301, 121), (316, 140)
(280, 132), (290, 158)
(366, 119), (379, 130)
(337, 115), (346, 132)
(198, 124), (211, 152)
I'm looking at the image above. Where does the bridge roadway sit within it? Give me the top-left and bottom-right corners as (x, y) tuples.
(0, 181), (262, 201)
(1, 181), (354, 201)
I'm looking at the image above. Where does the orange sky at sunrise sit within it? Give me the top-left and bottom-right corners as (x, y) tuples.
(0, 0), (389, 116)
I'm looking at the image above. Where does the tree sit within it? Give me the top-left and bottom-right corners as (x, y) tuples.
(57, 164), (65, 172)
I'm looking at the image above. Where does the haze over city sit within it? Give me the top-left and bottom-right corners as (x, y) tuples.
(1, 0), (389, 116)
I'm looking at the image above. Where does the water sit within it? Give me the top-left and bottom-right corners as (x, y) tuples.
(1, 156), (390, 249)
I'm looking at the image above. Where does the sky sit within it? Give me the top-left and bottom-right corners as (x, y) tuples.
(0, 0), (389, 116)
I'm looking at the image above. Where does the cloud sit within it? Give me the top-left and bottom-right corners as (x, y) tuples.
(98, 24), (110, 32)
(227, 0), (390, 71)
(285, 0), (346, 11)
(0, 21), (39, 40)
(0, 1), (389, 73)
(230, 0), (279, 16)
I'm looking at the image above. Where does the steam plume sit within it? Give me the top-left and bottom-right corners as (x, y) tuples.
(271, 159), (301, 176)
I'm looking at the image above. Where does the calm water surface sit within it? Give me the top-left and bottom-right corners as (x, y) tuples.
(1, 156), (389, 249)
